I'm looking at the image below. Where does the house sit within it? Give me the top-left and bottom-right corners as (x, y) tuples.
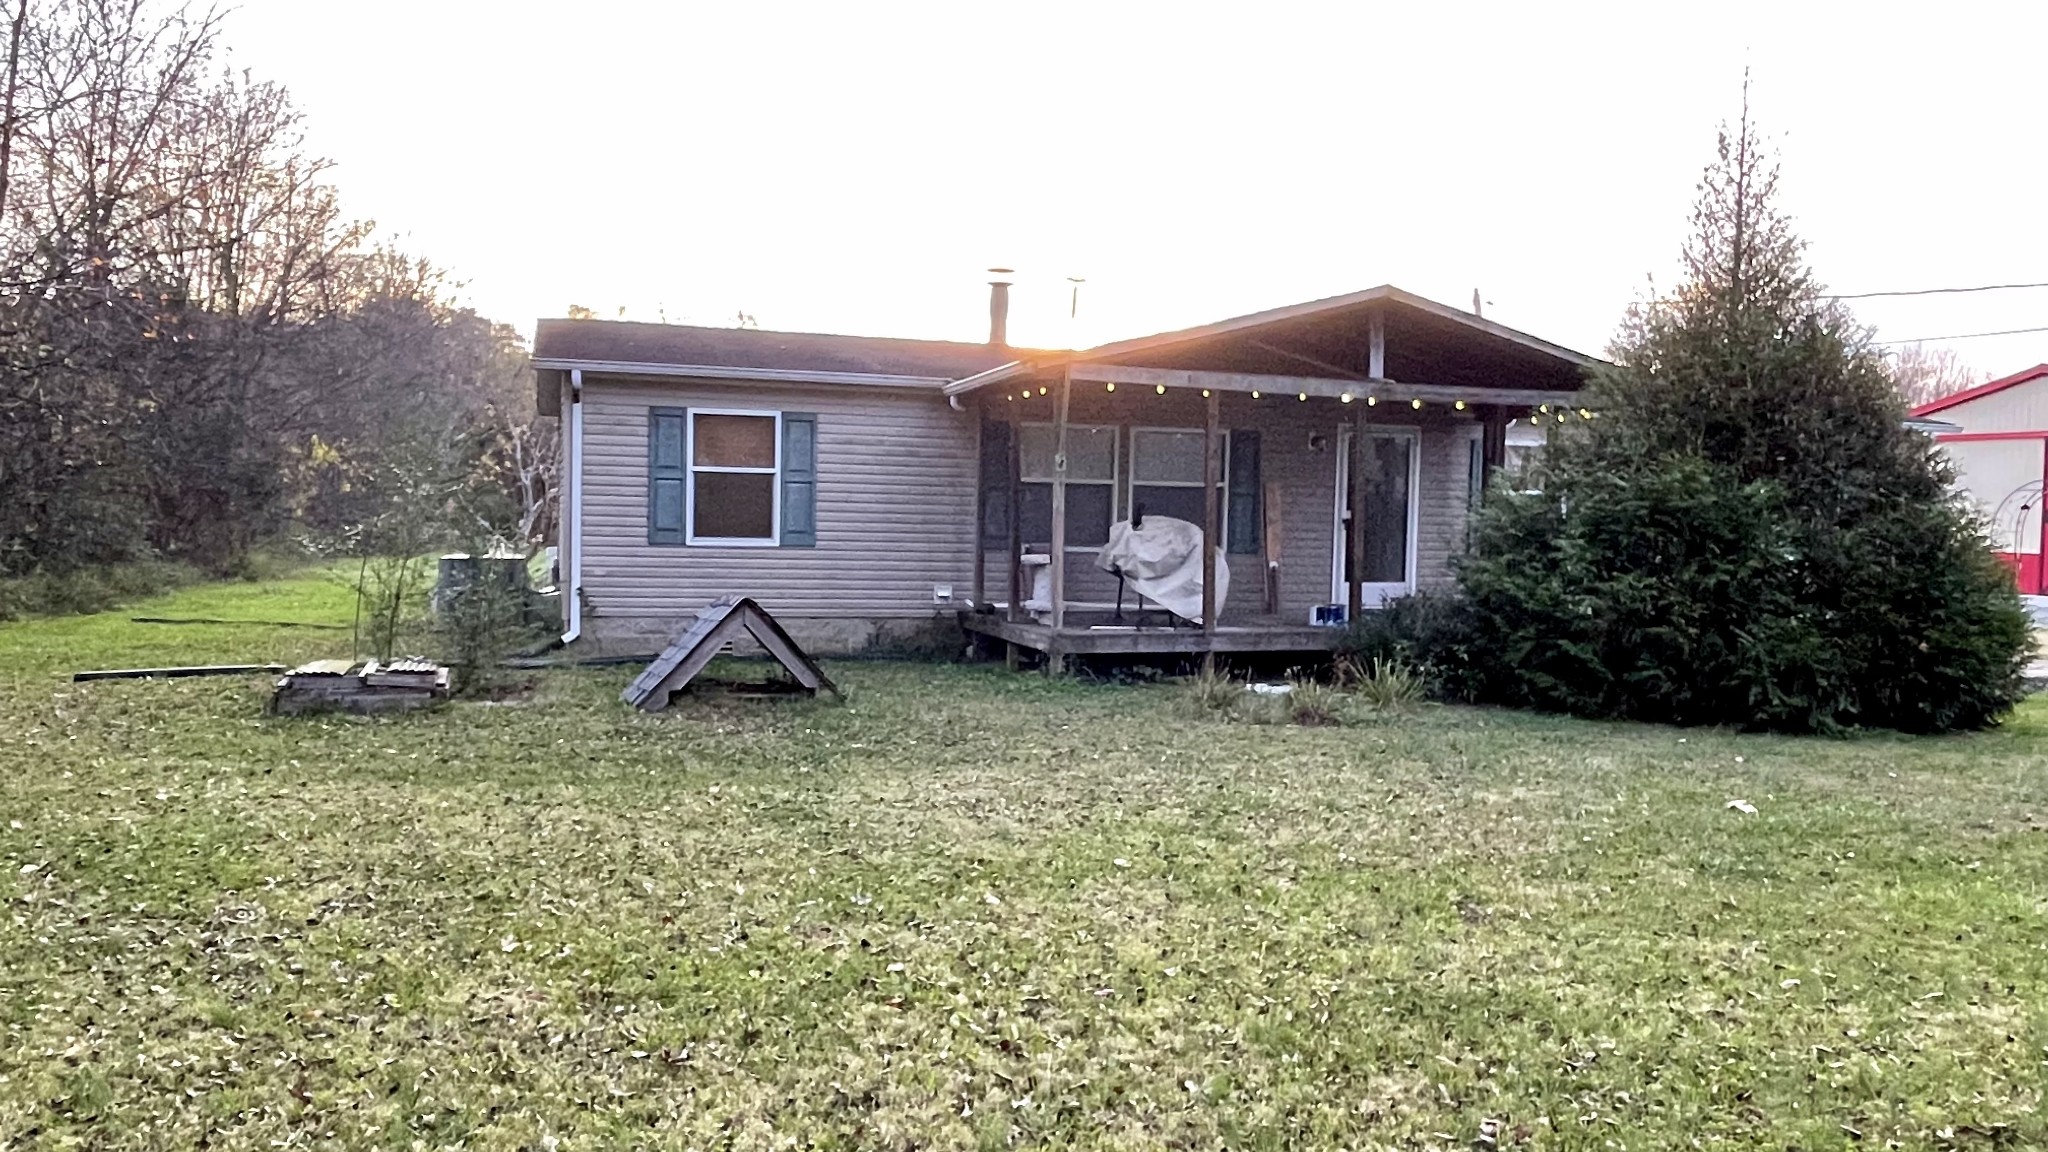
(1911, 363), (2048, 593)
(532, 283), (1597, 661)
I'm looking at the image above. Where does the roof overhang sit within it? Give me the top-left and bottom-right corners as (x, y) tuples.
(1911, 363), (2048, 417)
(532, 357), (951, 390)
(945, 284), (1597, 400)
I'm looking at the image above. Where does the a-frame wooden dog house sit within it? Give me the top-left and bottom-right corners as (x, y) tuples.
(622, 596), (838, 712)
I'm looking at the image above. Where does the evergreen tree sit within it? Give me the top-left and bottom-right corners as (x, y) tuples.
(1456, 97), (2030, 733)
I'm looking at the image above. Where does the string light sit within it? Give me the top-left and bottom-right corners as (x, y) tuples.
(1578, 408), (1592, 419)
(1297, 392), (1308, 402)
(1410, 398), (1423, 410)
(1556, 412), (1566, 423)
(1340, 392), (1353, 403)
(1251, 390), (1261, 399)
(1454, 399), (1466, 411)
(1155, 384), (1166, 395)
(1039, 386), (1048, 396)
(1105, 382), (1115, 392)
(1367, 396), (1377, 406)
(1202, 389), (1211, 397)
(1539, 403), (1551, 414)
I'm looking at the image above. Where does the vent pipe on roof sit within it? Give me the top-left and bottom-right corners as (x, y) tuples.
(987, 268), (1013, 347)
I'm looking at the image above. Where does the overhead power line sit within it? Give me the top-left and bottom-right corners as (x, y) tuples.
(1872, 325), (2048, 346)
(1824, 281), (2048, 300)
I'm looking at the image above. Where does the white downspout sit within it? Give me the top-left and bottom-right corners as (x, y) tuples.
(560, 369), (585, 644)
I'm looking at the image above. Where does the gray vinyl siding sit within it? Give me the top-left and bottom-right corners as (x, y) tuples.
(1416, 423), (1479, 587)
(578, 375), (976, 621)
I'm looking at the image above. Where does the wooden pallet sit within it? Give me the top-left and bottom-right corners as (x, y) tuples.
(622, 596), (838, 712)
(271, 658), (450, 715)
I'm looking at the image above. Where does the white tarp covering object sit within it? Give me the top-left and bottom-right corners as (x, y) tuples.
(1094, 515), (1228, 623)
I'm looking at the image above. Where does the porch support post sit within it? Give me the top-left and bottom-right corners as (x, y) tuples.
(1006, 411), (1022, 623)
(1348, 401), (1367, 623)
(1350, 311), (1383, 622)
(972, 402), (987, 608)
(1049, 366), (1072, 631)
(1202, 388), (1221, 672)
(1479, 404), (1509, 491)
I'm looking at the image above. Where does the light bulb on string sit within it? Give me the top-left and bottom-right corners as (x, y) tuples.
(1411, 398), (1423, 410)
(1367, 396), (1377, 406)
(1297, 392), (1307, 402)
(1156, 384), (1166, 395)
(1105, 382), (1114, 392)
(1251, 390), (1260, 399)
(1340, 393), (1353, 404)
(1454, 400), (1466, 411)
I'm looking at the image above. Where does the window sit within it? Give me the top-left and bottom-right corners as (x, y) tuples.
(1019, 423), (1116, 548)
(1129, 428), (1226, 533)
(689, 410), (780, 543)
(649, 407), (817, 547)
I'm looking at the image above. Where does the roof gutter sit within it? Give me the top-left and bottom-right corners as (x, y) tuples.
(561, 369), (585, 646)
(530, 357), (951, 390)
(942, 358), (1034, 397)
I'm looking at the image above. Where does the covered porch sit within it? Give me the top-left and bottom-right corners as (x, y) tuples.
(952, 285), (1594, 666)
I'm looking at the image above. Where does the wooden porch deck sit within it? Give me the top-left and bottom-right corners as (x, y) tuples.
(961, 610), (1345, 658)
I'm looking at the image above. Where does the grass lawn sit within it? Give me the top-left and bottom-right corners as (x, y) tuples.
(2, 576), (2045, 1150)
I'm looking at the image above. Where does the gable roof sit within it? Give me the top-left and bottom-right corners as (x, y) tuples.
(533, 318), (1028, 384)
(1911, 363), (2048, 417)
(944, 284), (1598, 396)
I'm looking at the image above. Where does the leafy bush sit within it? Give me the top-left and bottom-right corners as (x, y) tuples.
(1337, 590), (1481, 701)
(1460, 456), (1826, 726)
(434, 579), (534, 697)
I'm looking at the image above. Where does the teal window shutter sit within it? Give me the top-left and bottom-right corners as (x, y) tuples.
(648, 407), (687, 545)
(781, 412), (817, 547)
(979, 419), (1012, 546)
(1226, 429), (1261, 555)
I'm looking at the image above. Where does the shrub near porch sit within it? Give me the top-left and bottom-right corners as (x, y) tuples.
(1, 576), (2045, 1148)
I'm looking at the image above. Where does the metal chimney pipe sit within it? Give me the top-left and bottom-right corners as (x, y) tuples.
(987, 267), (1014, 347)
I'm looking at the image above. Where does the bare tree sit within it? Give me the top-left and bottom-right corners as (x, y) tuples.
(0, 0), (544, 583)
(1890, 342), (1983, 407)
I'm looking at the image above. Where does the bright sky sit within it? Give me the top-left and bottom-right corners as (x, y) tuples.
(224, 1), (2048, 376)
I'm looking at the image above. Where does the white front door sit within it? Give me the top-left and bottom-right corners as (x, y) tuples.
(1331, 427), (1421, 607)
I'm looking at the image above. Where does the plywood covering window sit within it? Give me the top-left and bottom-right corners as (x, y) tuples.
(689, 409), (780, 545)
(1129, 428), (1226, 535)
(1018, 423), (1116, 549)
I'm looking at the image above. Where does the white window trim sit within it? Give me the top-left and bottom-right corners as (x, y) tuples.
(1127, 425), (1230, 541)
(687, 407), (782, 547)
(1019, 421), (1118, 552)
(1329, 424), (1422, 607)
